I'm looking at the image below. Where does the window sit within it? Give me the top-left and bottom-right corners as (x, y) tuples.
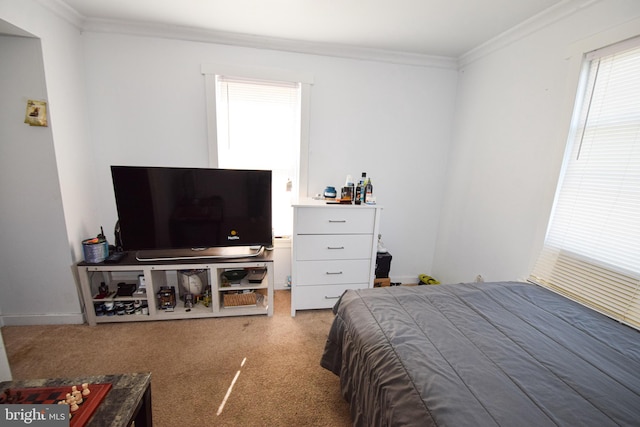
(202, 65), (313, 238)
(216, 76), (299, 237)
(529, 37), (640, 329)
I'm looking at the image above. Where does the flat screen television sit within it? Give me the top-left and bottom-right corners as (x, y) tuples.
(111, 165), (272, 261)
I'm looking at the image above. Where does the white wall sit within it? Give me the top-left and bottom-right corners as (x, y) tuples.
(0, 0), (94, 324)
(433, 0), (640, 284)
(81, 32), (459, 284)
(0, 34), (81, 323)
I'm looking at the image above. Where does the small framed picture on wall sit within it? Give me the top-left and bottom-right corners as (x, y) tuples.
(24, 99), (48, 127)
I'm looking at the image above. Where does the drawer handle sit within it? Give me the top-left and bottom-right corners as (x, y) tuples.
(327, 246), (345, 250)
(324, 295), (341, 300)
(326, 271), (343, 275)
(328, 219), (347, 223)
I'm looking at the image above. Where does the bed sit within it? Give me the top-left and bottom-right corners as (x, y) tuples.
(320, 281), (640, 426)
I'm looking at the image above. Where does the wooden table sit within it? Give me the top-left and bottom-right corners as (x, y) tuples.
(0, 372), (152, 427)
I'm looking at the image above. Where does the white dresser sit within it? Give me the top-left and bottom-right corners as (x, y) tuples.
(291, 199), (382, 316)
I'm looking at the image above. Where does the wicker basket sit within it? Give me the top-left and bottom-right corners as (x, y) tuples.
(223, 292), (257, 307)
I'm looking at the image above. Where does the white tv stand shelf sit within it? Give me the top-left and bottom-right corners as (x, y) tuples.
(77, 251), (274, 326)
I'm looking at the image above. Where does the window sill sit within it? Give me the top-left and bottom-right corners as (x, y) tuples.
(273, 236), (291, 249)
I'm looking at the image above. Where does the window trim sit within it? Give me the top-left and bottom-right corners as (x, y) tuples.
(201, 64), (313, 199)
(529, 19), (640, 275)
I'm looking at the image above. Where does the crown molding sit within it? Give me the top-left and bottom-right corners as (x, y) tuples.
(35, 0), (84, 30)
(80, 17), (457, 69)
(458, 0), (601, 68)
(38, 0), (599, 70)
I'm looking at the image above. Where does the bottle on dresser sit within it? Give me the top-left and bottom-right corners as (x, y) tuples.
(365, 177), (373, 202)
(355, 172), (365, 205)
(361, 173), (368, 204)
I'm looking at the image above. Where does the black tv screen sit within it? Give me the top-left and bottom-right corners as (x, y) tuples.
(111, 166), (272, 259)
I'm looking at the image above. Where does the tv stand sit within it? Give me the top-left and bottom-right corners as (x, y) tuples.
(135, 246), (264, 262)
(77, 250), (273, 326)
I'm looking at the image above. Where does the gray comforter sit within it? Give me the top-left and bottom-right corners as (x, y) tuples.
(321, 281), (640, 426)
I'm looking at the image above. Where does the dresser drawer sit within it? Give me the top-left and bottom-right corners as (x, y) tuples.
(291, 202), (382, 316)
(295, 234), (373, 260)
(295, 207), (375, 234)
(293, 283), (369, 310)
(295, 259), (371, 286)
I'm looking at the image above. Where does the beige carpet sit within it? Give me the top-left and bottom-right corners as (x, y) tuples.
(1, 290), (352, 426)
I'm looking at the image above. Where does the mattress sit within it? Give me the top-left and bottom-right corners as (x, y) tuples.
(321, 281), (640, 426)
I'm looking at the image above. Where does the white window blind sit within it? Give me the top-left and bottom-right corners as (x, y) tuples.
(215, 76), (301, 237)
(529, 37), (640, 329)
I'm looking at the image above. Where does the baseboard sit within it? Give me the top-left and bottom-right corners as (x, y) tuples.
(0, 313), (85, 326)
